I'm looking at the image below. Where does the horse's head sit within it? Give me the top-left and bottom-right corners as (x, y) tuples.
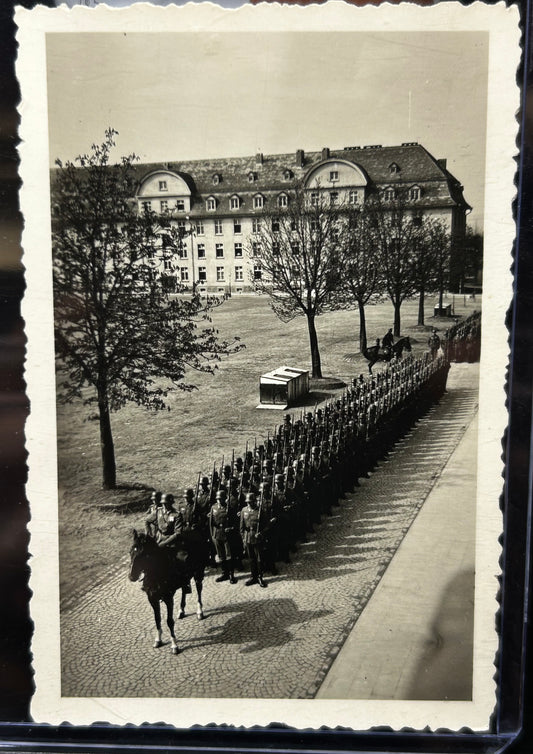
(129, 529), (156, 582)
(403, 336), (412, 352)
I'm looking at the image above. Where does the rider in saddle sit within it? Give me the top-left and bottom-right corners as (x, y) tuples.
(145, 490), (162, 538)
(156, 493), (193, 593)
(382, 328), (394, 357)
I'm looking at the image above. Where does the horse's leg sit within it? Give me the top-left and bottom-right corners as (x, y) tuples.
(178, 587), (186, 619)
(150, 596), (163, 648)
(165, 595), (179, 655)
(194, 570), (204, 620)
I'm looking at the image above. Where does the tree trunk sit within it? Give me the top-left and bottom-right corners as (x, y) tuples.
(438, 284), (444, 311)
(393, 299), (401, 337)
(358, 299), (367, 353)
(418, 287), (425, 326)
(306, 312), (322, 379)
(98, 384), (116, 489)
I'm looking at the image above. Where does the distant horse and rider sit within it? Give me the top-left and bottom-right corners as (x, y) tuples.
(361, 328), (412, 373)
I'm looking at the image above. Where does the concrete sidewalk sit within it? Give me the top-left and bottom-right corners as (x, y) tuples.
(317, 410), (478, 700)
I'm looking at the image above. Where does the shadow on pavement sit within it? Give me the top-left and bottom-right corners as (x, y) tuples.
(405, 568), (474, 700)
(178, 597), (332, 654)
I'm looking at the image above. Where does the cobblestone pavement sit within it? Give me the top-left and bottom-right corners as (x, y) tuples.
(61, 363), (479, 698)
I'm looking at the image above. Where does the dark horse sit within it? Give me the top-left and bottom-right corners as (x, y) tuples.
(362, 336), (412, 373)
(129, 529), (209, 654)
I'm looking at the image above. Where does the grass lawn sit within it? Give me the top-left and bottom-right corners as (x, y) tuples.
(57, 292), (481, 607)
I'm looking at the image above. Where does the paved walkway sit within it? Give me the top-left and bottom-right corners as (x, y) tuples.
(317, 410), (477, 700)
(60, 363), (479, 699)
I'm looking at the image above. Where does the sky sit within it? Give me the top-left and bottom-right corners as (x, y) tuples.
(46, 31), (488, 230)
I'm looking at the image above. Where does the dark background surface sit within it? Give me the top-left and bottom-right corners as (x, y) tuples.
(0, 0), (532, 752)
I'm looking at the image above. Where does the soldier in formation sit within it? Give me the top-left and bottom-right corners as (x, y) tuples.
(144, 341), (455, 586)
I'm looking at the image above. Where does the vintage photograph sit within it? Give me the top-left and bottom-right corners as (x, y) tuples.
(18, 1), (518, 730)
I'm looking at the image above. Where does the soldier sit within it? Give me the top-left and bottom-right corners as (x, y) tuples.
(196, 476), (216, 566)
(239, 492), (267, 587)
(428, 328), (441, 359)
(154, 494), (181, 547)
(208, 489), (238, 584)
(175, 488), (200, 533)
(145, 490), (162, 538)
(382, 328), (394, 356)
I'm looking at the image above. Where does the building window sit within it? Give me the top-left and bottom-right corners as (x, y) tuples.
(409, 186), (421, 201)
(234, 219), (242, 234)
(291, 242), (299, 255)
(252, 218), (261, 233)
(198, 267), (207, 282)
(196, 221), (204, 235)
(389, 163), (400, 175)
(230, 196), (240, 210)
(253, 195), (264, 209)
(330, 191), (339, 205)
(216, 266), (225, 282)
(214, 220), (223, 235)
(180, 268), (189, 282)
(349, 190), (358, 205)
(248, 172), (256, 183)
(252, 242), (260, 257)
(160, 200), (169, 212)
(278, 193), (288, 208)
(272, 219), (280, 232)
(272, 242), (280, 256)
(310, 219), (319, 233)
(212, 174), (221, 185)
(176, 199), (185, 211)
(310, 192), (319, 207)
(235, 266), (243, 281)
(234, 242), (243, 258)
(159, 180), (168, 191)
(290, 219), (297, 232)
(283, 169), (293, 180)
(384, 188), (396, 201)
(197, 243), (206, 259)
(413, 215), (423, 227)
(141, 201), (152, 212)
(216, 243), (224, 258)
(329, 170), (339, 182)
(164, 259), (173, 271)
(253, 264), (262, 281)
(207, 197), (216, 211)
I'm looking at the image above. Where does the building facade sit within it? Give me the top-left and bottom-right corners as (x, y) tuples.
(132, 142), (471, 294)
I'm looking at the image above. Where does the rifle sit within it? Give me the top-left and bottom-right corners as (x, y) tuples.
(193, 470), (201, 517)
(256, 487), (264, 536)
(231, 448), (235, 473)
(210, 461), (216, 503)
(218, 455), (224, 490)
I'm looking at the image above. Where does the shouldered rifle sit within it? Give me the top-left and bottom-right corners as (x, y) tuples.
(193, 470), (201, 516)
(257, 488), (263, 536)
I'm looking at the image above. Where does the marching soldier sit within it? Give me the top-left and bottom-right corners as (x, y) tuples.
(208, 489), (238, 584)
(239, 492), (267, 587)
(145, 490), (162, 538)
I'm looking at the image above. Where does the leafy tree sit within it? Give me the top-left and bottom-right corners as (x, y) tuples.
(251, 187), (345, 378)
(411, 219), (450, 326)
(338, 202), (384, 352)
(52, 129), (241, 489)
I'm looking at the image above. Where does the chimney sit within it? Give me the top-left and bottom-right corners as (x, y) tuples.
(437, 158), (447, 170)
(321, 147), (330, 160)
(296, 149), (305, 168)
(255, 152), (264, 166)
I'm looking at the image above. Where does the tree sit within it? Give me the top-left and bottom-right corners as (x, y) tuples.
(52, 129), (241, 489)
(251, 187), (345, 378)
(372, 195), (420, 336)
(338, 203), (384, 352)
(411, 219), (451, 326)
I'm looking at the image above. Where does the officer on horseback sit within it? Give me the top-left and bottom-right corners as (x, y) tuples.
(382, 328), (394, 357)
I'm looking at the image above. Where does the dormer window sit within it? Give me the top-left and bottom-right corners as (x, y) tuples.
(389, 163), (400, 175)
(384, 187), (396, 201)
(248, 172), (257, 183)
(329, 170), (339, 182)
(283, 169), (293, 180)
(230, 195), (241, 210)
(212, 173), (222, 185)
(159, 180), (168, 191)
(253, 194), (264, 209)
(278, 193), (288, 208)
(409, 186), (421, 201)
(206, 196), (217, 211)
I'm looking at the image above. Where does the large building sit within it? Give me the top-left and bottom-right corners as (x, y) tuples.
(131, 142), (470, 294)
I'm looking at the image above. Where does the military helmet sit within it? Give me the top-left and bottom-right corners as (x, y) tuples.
(201, 476), (210, 486)
(274, 473), (284, 482)
(151, 490), (162, 503)
(311, 445), (320, 454)
(245, 492), (256, 504)
(223, 464), (232, 475)
(284, 414), (292, 423)
(216, 489), (227, 501)
(162, 493), (175, 508)
(184, 487), (195, 499)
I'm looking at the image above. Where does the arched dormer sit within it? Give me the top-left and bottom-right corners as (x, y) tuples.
(278, 192), (289, 208)
(303, 159), (368, 204)
(229, 194), (241, 210)
(283, 168), (293, 181)
(212, 173), (222, 185)
(247, 172), (257, 183)
(409, 185), (422, 201)
(136, 170), (192, 214)
(389, 162), (401, 175)
(253, 193), (265, 210)
(206, 195), (217, 211)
